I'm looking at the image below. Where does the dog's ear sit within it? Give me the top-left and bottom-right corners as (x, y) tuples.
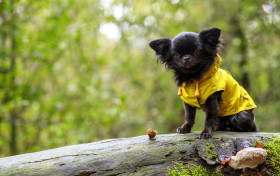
(199, 28), (221, 56)
(199, 28), (221, 45)
(149, 38), (171, 59)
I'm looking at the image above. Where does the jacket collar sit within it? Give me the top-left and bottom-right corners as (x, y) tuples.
(178, 55), (222, 98)
(199, 54), (222, 82)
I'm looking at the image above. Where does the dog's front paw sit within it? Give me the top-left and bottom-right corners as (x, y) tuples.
(177, 125), (191, 134)
(199, 132), (212, 139)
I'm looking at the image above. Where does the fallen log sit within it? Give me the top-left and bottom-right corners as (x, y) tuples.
(0, 132), (279, 176)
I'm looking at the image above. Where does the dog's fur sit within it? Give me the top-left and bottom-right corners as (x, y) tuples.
(149, 28), (257, 139)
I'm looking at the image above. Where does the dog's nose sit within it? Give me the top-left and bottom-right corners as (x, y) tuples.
(183, 56), (190, 62)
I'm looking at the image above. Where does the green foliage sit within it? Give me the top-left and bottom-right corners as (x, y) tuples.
(0, 0), (280, 157)
(263, 137), (280, 175)
(168, 162), (222, 176)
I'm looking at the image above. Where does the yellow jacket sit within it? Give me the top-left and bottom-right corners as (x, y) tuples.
(178, 55), (257, 117)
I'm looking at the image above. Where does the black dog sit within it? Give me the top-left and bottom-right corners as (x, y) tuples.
(149, 28), (258, 139)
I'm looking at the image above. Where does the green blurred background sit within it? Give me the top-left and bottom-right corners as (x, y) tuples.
(0, 0), (280, 157)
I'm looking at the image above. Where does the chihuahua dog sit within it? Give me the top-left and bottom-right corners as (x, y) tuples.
(149, 28), (258, 139)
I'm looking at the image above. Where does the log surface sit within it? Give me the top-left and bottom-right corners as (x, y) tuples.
(0, 132), (279, 176)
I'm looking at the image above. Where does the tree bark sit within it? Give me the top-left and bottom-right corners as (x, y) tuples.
(0, 132), (279, 176)
(230, 16), (250, 90)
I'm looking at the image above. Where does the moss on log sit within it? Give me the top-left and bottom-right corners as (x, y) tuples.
(0, 132), (279, 176)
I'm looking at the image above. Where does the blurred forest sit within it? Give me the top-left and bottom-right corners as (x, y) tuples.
(0, 0), (280, 157)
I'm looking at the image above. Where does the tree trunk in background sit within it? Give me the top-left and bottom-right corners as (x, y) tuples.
(0, 132), (278, 176)
(231, 17), (250, 90)
(9, 24), (18, 156)
(2, 0), (19, 155)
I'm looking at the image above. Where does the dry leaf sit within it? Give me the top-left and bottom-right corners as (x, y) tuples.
(256, 141), (264, 149)
(221, 155), (232, 165)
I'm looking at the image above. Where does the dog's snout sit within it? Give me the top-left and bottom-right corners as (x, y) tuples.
(183, 56), (190, 62)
